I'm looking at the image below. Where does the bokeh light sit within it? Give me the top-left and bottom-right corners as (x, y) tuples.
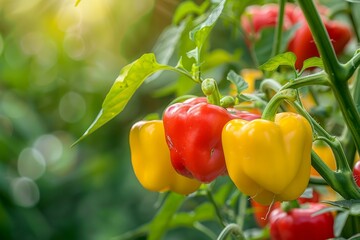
(59, 91), (86, 123)
(17, 148), (46, 180)
(11, 177), (40, 208)
(33, 134), (63, 165)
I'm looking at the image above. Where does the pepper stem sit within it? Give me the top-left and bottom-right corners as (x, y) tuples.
(281, 200), (300, 213)
(216, 223), (245, 240)
(262, 89), (297, 121)
(201, 78), (221, 106)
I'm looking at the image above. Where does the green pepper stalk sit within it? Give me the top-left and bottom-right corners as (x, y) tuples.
(297, 0), (360, 157)
(290, 101), (360, 199)
(201, 78), (221, 106)
(271, 0), (286, 58)
(261, 89), (297, 121)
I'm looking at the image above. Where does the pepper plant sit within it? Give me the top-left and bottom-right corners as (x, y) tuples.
(76, 0), (360, 239)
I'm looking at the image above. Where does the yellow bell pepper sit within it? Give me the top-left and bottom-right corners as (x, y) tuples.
(241, 68), (263, 93)
(311, 142), (336, 177)
(222, 112), (312, 205)
(129, 120), (201, 195)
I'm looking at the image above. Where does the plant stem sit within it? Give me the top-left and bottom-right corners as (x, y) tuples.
(286, 99), (360, 198)
(343, 51), (360, 82)
(347, 2), (360, 43)
(297, 0), (360, 162)
(296, 0), (343, 78)
(217, 223), (245, 240)
(206, 188), (226, 227)
(165, 65), (198, 83)
(262, 89), (297, 121)
(271, 0), (286, 57)
(331, 81), (360, 156)
(193, 222), (217, 239)
(202, 78), (221, 106)
(281, 71), (330, 89)
(312, 150), (360, 199)
(341, 69), (360, 166)
(236, 194), (248, 230)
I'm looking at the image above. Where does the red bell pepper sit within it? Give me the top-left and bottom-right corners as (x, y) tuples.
(251, 189), (320, 228)
(241, 4), (296, 41)
(251, 199), (280, 228)
(353, 161), (360, 187)
(163, 97), (259, 183)
(241, 3), (351, 69)
(288, 19), (351, 69)
(269, 202), (334, 240)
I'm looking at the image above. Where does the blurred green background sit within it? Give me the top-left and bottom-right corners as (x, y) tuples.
(0, 0), (182, 239)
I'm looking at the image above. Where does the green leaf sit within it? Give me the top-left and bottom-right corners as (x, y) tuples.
(227, 70), (248, 93)
(334, 211), (350, 237)
(323, 199), (360, 210)
(170, 202), (215, 228)
(75, 0), (81, 6)
(146, 22), (187, 83)
(259, 52), (297, 72)
(148, 193), (186, 240)
(254, 25), (299, 66)
(300, 57), (324, 73)
(75, 53), (170, 144)
(237, 93), (257, 102)
(349, 233), (360, 239)
(311, 206), (342, 217)
(350, 203), (360, 215)
(188, 0), (226, 63)
(189, 0), (225, 44)
(202, 49), (238, 70)
(173, 0), (210, 25)
(186, 47), (199, 61)
(110, 224), (149, 240)
(152, 23), (186, 65)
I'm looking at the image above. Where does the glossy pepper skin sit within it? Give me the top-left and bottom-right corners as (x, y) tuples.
(353, 161), (360, 187)
(241, 3), (351, 69)
(129, 120), (201, 195)
(288, 20), (351, 69)
(222, 112), (312, 205)
(251, 189), (320, 228)
(163, 98), (259, 183)
(269, 203), (335, 240)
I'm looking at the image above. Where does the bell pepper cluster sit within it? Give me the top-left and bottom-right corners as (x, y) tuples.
(241, 3), (352, 69)
(129, 120), (201, 195)
(129, 96), (313, 205)
(251, 190), (334, 240)
(129, 97), (260, 194)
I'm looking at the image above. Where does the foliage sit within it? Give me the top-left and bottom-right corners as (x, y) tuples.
(2, 0), (360, 239)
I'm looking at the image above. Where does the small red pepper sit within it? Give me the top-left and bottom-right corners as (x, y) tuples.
(269, 202), (334, 240)
(353, 161), (360, 187)
(288, 19), (351, 69)
(241, 3), (351, 69)
(251, 189), (320, 228)
(163, 97), (259, 183)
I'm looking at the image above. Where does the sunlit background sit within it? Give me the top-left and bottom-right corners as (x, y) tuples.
(0, 0), (181, 239)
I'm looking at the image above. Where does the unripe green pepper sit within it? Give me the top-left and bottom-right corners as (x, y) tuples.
(222, 112), (312, 205)
(129, 120), (201, 195)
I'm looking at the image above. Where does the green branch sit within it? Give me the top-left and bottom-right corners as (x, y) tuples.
(296, 0), (343, 78)
(297, 0), (360, 157)
(271, 0), (286, 57)
(217, 223), (245, 240)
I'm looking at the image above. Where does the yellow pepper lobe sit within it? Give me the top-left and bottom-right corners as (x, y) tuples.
(129, 120), (201, 195)
(222, 112), (312, 205)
